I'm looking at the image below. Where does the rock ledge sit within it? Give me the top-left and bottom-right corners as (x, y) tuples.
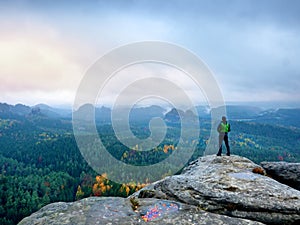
(18, 155), (300, 225)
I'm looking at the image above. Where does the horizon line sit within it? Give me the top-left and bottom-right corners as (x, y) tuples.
(1, 100), (300, 110)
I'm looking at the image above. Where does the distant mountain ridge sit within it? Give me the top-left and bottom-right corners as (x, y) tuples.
(256, 108), (300, 128)
(0, 103), (31, 118)
(1, 102), (300, 128)
(34, 104), (71, 118)
(0, 103), (71, 119)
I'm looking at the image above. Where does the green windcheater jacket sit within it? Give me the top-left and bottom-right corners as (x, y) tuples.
(218, 122), (231, 133)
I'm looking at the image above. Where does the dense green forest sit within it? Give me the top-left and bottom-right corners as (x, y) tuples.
(0, 110), (300, 224)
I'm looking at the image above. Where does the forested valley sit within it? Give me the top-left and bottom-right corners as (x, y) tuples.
(1, 104), (300, 225)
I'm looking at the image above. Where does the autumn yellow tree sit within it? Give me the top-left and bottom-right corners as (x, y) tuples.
(92, 173), (148, 197)
(75, 185), (84, 200)
(92, 173), (111, 196)
(163, 144), (175, 153)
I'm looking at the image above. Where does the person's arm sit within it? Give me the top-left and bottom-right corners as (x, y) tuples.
(217, 123), (222, 133)
(227, 123), (231, 132)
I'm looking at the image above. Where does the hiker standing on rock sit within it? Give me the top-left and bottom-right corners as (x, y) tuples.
(217, 116), (231, 156)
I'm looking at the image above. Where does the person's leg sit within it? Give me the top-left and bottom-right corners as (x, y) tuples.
(224, 134), (230, 156)
(217, 134), (224, 156)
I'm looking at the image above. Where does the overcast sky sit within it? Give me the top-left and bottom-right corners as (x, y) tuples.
(1, 0), (300, 107)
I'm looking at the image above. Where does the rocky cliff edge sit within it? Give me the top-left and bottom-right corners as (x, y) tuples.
(18, 155), (300, 225)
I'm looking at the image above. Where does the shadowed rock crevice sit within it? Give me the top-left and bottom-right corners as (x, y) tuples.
(261, 162), (300, 191)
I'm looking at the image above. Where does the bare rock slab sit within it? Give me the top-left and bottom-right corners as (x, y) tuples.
(18, 197), (264, 225)
(134, 155), (300, 225)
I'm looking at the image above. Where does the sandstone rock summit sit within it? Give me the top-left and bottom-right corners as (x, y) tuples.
(18, 155), (300, 225)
